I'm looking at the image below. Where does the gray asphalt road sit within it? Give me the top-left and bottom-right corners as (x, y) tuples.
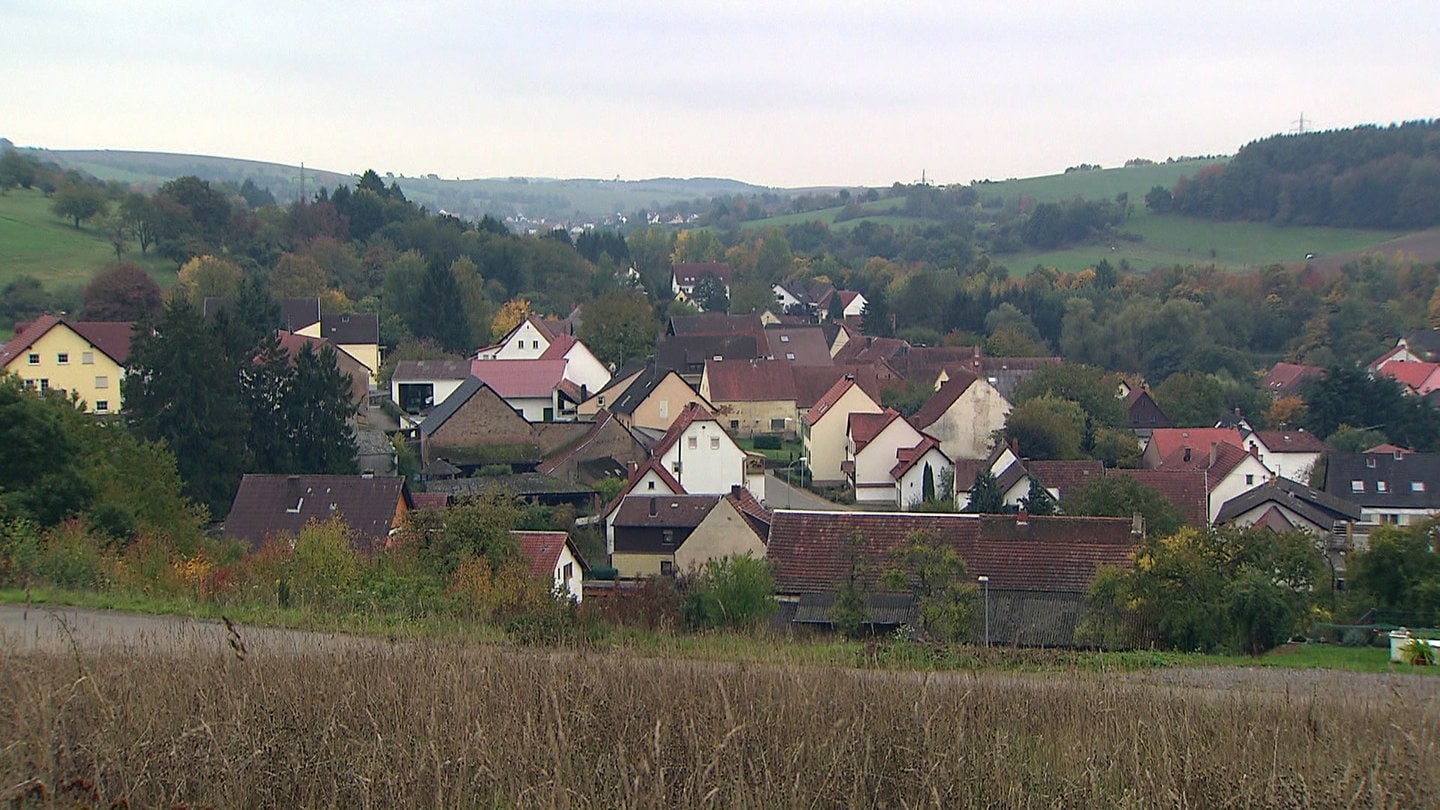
(763, 471), (851, 511)
(0, 604), (372, 657)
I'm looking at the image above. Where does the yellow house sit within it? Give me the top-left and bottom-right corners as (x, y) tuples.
(0, 315), (134, 414)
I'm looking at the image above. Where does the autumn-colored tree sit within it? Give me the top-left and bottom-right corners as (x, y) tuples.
(81, 262), (163, 321)
(1268, 395), (1309, 428)
(491, 298), (534, 343)
(670, 229), (724, 264)
(268, 252), (327, 299)
(177, 255), (244, 305)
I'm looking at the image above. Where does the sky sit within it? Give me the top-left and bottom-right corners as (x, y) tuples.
(3, 2), (1437, 189)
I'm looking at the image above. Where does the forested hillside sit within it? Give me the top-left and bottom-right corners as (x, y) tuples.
(1159, 119), (1440, 228)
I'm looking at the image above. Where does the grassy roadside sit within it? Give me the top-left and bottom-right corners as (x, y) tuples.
(6, 586), (1430, 676)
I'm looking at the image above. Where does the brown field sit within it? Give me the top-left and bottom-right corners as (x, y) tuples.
(2, 607), (1437, 808)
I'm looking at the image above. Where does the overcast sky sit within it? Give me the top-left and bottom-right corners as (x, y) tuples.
(4, 2), (1436, 188)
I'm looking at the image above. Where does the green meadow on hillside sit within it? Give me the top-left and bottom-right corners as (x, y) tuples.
(0, 188), (176, 289)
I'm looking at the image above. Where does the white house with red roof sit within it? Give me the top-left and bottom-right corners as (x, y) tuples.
(845, 408), (953, 510)
(1243, 429), (1328, 483)
(802, 375), (883, 485)
(511, 530), (587, 602)
(0, 315), (135, 414)
(476, 315), (611, 395)
(654, 401), (765, 501)
(469, 357), (583, 422)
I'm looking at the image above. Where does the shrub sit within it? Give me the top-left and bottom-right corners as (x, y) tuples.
(682, 554), (777, 631)
(36, 520), (107, 590)
(753, 435), (782, 450)
(0, 518), (42, 586)
(288, 518), (360, 610)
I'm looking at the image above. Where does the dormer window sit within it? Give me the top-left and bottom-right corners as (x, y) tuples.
(1376, 481), (1388, 493)
(1351, 480), (1365, 492)
(1366, 456), (1377, 468)
(780, 334), (790, 343)
(1413, 482), (1426, 493)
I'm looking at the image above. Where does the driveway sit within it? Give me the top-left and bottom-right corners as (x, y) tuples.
(763, 471), (851, 511)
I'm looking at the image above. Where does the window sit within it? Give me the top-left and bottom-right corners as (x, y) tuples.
(658, 400), (669, 419)
(597, 396), (606, 407)
(26, 353), (39, 365)
(81, 352), (94, 365)
(94, 400), (109, 413)
(1245, 474), (1254, 486)
(38, 379), (49, 391)
(780, 334), (790, 343)
(660, 560), (674, 576)
(1366, 456), (1377, 468)
(646, 481), (656, 490)
(687, 436), (698, 449)
(785, 352), (795, 360)
(1351, 480), (1365, 493)
(562, 562), (573, 583)
(57, 353), (69, 365)
(1376, 481), (1388, 493)
(770, 418), (786, 431)
(95, 376), (109, 389)
(710, 436), (720, 450)
(730, 420), (739, 430)
(1413, 482), (1426, 493)
(662, 529), (675, 546)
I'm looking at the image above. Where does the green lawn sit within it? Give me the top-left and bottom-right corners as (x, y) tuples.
(0, 187), (176, 292)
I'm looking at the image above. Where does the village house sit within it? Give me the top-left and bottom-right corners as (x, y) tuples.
(391, 359), (473, 415)
(910, 369), (1011, 461)
(671, 263), (732, 310)
(700, 358), (800, 439)
(0, 314), (134, 415)
(803, 375), (884, 486)
(765, 510), (1140, 645)
(844, 408), (953, 510)
(652, 401), (765, 501)
(511, 530), (588, 602)
(476, 314), (611, 395)
(222, 473), (413, 554)
(1323, 448), (1440, 539)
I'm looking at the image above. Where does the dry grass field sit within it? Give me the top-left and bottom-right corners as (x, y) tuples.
(2, 609), (1437, 808)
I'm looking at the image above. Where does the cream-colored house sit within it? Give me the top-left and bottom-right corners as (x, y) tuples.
(674, 488), (771, 573)
(803, 376), (883, 486)
(581, 365), (708, 433)
(845, 409), (953, 510)
(909, 370), (1010, 461)
(0, 315), (133, 414)
(699, 358), (800, 439)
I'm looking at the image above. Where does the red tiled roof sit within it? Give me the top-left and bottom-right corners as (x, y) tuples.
(469, 358), (571, 398)
(724, 487), (772, 541)
(538, 332), (577, 360)
(703, 358), (797, 402)
(1260, 362), (1324, 395)
(848, 408), (902, 452)
(891, 436), (945, 479)
(1147, 428), (1245, 466)
(910, 370), (979, 430)
(804, 377), (860, 427)
(411, 492), (452, 510)
(1376, 360), (1440, 393)
(1160, 440), (1249, 479)
(793, 365), (884, 410)
(1, 315), (137, 367)
(1102, 469), (1210, 527)
(766, 511), (1137, 595)
(512, 530), (576, 580)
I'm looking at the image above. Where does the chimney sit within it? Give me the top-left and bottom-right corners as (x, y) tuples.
(1183, 447), (1192, 463)
(1016, 508), (1028, 526)
(1131, 512), (1146, 537)
(1209, 442), (1218, 468)
(730, 484), (742, 498)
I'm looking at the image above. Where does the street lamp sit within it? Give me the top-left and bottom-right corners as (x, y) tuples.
(977, 575), (990, 647)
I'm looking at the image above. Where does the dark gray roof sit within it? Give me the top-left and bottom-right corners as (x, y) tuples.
(320, 312), (378, 344)
(1216, 476), (1362, 527)
(792, 592), (916, 627)
(223, 474), (410, 554)
(1323, 451), (1440, 509)
(655, 334), (759, 372)
(1402, 329), (1440, 359)
(609, 366), (674, 416)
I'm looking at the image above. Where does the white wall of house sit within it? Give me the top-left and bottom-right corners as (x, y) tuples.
(805, 385), (883, 484)
(850, 417), (926, 505)
(659, 421), (747, 496)
(896, 450), (954, 511)
(843, 293), (868, 318)
(1206, 456), (1275, 523)
(551, 545), (585, 602)
(924, 381), (1011, 461)
(391, 377), (467, 412)
(562, 342), (612, 396)
(494, 320), (551, 359)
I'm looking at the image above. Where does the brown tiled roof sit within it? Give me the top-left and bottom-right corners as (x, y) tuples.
(667, 313), (760, 337)
(411, 492), (452, 510)
(804, 376), (859, 427)
(832, 335), (908, 365)
(612, 494), (721, 528)
(1251, 429), (1328, 455)
(600, 457), (687, 520)
(1102, 469), (1210, 527)
(891, 436), (946, 479)
(1260, 362), (1323, 396)
(793, 365), (884, 410)
(1161, 440), (1249, 479)
(223, 474), (412, 554)
(723, 487), (772, 542)
(765, 511), (1137, 595)
(1147, 428), (1245, 466)
(1026, 459), (1105, 501)
(704, 358), (797, 402)
(655, 334), (760, 372)
(910, 370), (979, 430)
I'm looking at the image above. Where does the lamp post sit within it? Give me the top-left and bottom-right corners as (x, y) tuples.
(977, 575), (990, 647)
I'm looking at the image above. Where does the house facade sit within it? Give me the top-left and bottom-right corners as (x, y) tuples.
(1323, 449), (1440, 535)
(910, 371), (1011, 461)
(700, 358), (799, 439)
(803, 377), (884, 486)
(846, 409), (953, 510)
(673, 487), (771, 574)
(0, 315), (133, 415)
(654, 402), (762, 500)
(608, 494), (720, 577)
(512, 530), (587, 602)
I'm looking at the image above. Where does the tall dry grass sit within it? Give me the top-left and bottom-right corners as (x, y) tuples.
(2, 630), (1436, 808)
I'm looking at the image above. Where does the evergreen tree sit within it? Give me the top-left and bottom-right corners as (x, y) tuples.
(1021, 477), (1058, 516)
(286, 343), (358, 475)
(965, 469), (1007, 514)
(124, 298), (250, 517)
